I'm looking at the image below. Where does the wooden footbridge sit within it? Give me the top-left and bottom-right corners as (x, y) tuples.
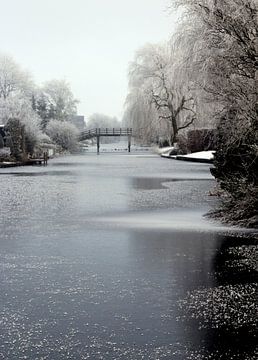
(79, 128), (133, 153)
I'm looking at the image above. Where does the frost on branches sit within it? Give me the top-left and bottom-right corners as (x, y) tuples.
(170, 0), (258, 226)
(0, 53), (80, 156)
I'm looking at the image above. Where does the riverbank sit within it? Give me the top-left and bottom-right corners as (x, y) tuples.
(0, 158), (46, 168)
(177, 232), (258, 359)
(160, 149), (215, 164)
(158, 146), (257, 229)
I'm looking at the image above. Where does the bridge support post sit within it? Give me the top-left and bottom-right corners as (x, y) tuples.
(128, 134), (132, 153)
(97, 135), (100, 154)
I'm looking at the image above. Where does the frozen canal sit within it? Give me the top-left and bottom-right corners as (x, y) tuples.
(0, 152), (256, 359)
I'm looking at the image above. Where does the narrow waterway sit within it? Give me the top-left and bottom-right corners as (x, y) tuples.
(0, 152), (256, 359)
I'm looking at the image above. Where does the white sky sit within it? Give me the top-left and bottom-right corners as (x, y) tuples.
(0, 0), (178, 121)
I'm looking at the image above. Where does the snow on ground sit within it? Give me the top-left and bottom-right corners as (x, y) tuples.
(180, 151), (215, 160)
(161, 150), (215, 162)
(155, 146), (175, 155)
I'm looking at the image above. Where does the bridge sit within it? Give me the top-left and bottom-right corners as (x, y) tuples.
(79, 128), (133, 153)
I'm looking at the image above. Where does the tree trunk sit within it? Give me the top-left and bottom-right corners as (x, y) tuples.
(170, 116), (178, 145)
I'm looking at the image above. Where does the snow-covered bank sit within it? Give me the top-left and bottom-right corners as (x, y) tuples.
(155, 146), (175, 155)
(90, 209), (256, 234)
(161, 150), (215, 163)
(176, 151), (215, 163)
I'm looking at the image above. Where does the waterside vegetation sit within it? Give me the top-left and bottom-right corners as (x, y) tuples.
(123, 0), (257, 228)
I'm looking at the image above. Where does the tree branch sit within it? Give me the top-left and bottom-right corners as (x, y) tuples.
(178, 117), (195, 131)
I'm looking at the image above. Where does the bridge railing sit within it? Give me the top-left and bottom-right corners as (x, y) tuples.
(79, 128), (133, 139)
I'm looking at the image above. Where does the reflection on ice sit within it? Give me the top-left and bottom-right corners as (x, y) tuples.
(97, 209), (252, 233)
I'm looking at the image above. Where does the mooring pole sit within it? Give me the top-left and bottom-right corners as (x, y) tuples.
(128, 132), (131, 153)
(97, 135), (99, 155)
(97, 134), (100, 154)
(43, 152), (48, 166)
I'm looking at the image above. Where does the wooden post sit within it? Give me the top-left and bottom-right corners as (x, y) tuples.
(97, 135), (100, 154)
(43, 151), (48, 165)
(128, 134), (131, 153)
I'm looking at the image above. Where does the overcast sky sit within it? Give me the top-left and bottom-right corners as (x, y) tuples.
(0, 0), (178, 121)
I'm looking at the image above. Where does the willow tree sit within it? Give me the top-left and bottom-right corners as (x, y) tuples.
(123, 89), (162, 144)
(126, 42), (196, 145)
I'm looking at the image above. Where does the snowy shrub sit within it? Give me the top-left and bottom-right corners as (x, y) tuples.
(0, 96), (43, 155)
(37, 132), (52, 144)
(0, 148), (11, 161)
(46, 119), (79, 151)
(177, 134), (188, 154)
(187, 129), (217, 153)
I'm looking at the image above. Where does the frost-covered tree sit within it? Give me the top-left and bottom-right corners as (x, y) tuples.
(171, 0), (257, 118)
(46, 119), (79, 151)
(32, 92), (56, 129)
(37, 80), (78, 124)
(171, 0), (258, 225)
(87, 113), (120, 129)
(0, 53), (34, 99)
(0, 54), (42, 155)
(126, 42), (196, 145)
(0, 55), (80, 155)
(0, 95), (42, 155)
(123, 90), (162, 144)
